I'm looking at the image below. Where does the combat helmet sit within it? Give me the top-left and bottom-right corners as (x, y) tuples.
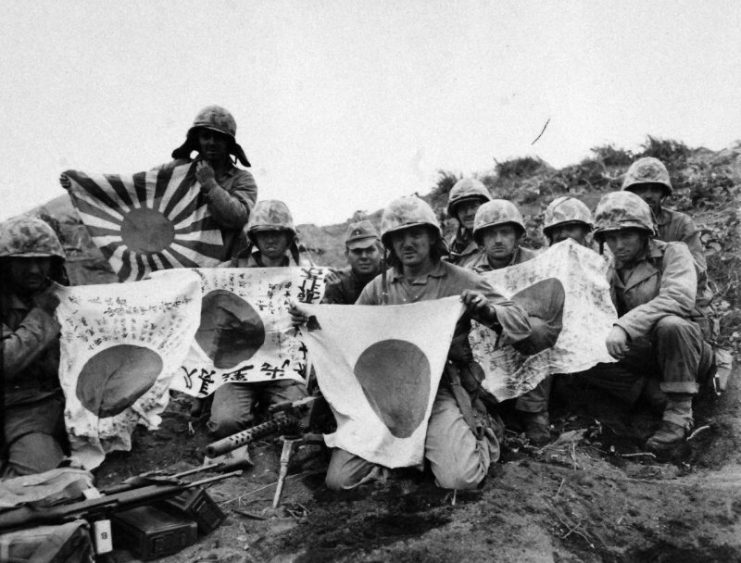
(245, 200), (297, 242)
(0, 215), (65, 260)
(380, 196), (441, 247)
(447, 178), (492, 217)
(542, 196), (593, 238)
(593, 191), (656, 240)
(472, 199), (526, 244)
(171, 105), (251, 167)
(621, 157), (672, 195)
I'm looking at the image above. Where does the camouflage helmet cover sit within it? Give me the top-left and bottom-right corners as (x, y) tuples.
(0, 215), (65, 259)
(245, 200), (296, 241)
(593, 191), (656, 239)
(172, 105), (251, 167)
(472, 199), (526, 243)
(447, 178), (492, 216)
(380, 196), (441, 247)
(542, 196), (593, 235)
(621, 157), (672, 195)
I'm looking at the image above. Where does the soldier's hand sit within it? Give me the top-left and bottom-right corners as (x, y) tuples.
(59, 173), (71, 191)
(33, 285), (60, 316)
(606, 325), (630, 359)
(195, 161), (216, 191)
(288, 302), (309, 326)
(324, 269), (340, 285)
(461, 290), (496, 324)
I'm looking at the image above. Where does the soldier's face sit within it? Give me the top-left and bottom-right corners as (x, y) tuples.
(603, 229), (647, 264)
(255, 230), (291, 260)
(550, 224), (589, 246)
(391, 226), (433, 268)
(198, 129), (230, 164)
(481, 225), (518, 260)
(6, 257), (53, 294)
(630, 184), (665, 215)
(346, 242), (381, 276)
(456, 200), (482, 230)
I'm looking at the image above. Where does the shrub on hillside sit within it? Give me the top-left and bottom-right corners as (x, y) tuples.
(591, 144), (634, 167)
(495, 156), (542, 179)
(427, 170), (460, 214)
(639, 135), (690, 163)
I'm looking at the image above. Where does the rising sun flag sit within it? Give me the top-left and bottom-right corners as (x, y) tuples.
(65, 162), (224, 281)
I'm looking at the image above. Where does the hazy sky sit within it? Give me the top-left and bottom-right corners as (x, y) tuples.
(1, 1), (740, 225)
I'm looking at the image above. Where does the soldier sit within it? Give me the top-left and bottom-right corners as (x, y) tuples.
(466, 199), (552, 445)
(542, 196), (593, 247)
(60, 105), (257, 261)
(322, 220), (383, 304)
(445, 178), (492, 266)
(293, 196), (533, 490)
(1, 216), (68, 477)
(591, 191), (713, 453)
(207, 200), (308, 438)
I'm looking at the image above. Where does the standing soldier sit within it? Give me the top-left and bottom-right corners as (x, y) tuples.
(467, 199), (553, 445)
(1, 217), (68, 477)
(295, 196), (533, 491)
(542, 196), (594, 247)
(207, 200), (308, 438)
(592, 191), (714, 453)
(322, 220), (383, 304)
(445, 178), (492, 267)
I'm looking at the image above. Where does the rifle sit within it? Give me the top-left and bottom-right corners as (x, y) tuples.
(204, 396), (319, 458)
(0, 461), (243, 532)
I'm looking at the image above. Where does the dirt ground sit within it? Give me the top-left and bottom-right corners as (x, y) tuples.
(95, 360), (741, 563)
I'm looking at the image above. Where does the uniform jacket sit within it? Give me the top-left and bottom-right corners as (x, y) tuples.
(1, 293), (61, 407)
(446, 231), (479, 267)
(322, 267), (378, 305)
(165, 159), (257, 260)
(469, 246), (539, 273)
(357, 260), (532, 347)
(611, 239), (698, 340)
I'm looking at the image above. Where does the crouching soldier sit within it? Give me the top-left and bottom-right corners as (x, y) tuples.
(1, 217), (69, 477)
(445, 178), (492, 267)
(322, 220), (383, 304)
(296, 196), (533, 490)
(467, 200), (553, 445)
(542, 196), (593, 247)
(592, 191), (714, 453)
(207, 200), (308, 438)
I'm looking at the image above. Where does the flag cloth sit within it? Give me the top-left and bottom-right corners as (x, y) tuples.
(301, 297), (463, 468)
(64, 163), (223, 281)
(470, 239), (617, 401)
(153, 267), (328, 397)
(56, 271), (202, 469)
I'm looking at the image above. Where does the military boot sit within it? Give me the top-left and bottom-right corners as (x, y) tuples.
(521, 411), (551, 447)
(645, 394), (693, 453)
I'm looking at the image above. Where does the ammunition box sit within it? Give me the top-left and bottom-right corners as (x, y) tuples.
(111, 505), (197, 560)
(159, 488), (226, 535)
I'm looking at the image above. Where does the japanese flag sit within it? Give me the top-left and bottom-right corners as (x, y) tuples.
(301, 296), (463, 468)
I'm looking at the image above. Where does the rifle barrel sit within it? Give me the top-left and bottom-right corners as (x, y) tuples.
(204, 415), (301, 458)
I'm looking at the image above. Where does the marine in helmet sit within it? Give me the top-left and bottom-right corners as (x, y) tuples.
(587, 191), (714, 453)
(292, 196), (533, 491)
(542, 196), (593, 246)
(445, 178), (492, 267)
(467, 200), (553, 445)
(207, 200), (308, 438)
(322, 220), (383, 304)
(621, 156), (713, 337)
(1, 216), (69, 478)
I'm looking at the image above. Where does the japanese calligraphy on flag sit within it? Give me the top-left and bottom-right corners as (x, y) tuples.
(64, 163), (223, 282)
(154, 267), (328, 397)
(470, 239), (617, 401)
(302, 297), (463, 468)
(56, 270), (201, 469)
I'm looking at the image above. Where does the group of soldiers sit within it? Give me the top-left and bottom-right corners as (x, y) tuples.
(1, 105), (718, 496)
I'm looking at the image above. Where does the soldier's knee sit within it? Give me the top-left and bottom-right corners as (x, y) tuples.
(434, 468), (484, 491)
(207, 411), (251, 439)
(655, 315), (693, 335)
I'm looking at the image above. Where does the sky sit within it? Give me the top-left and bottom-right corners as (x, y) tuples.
(1, 0), (740, 226)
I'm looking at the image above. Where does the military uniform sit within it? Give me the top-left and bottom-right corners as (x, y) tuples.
(325, 197), (532, 491)
(168, 105), (258, 260)
(445, 179), (491, 266)
(1, 217), (68, 478)
(207, 201), (307, 438)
